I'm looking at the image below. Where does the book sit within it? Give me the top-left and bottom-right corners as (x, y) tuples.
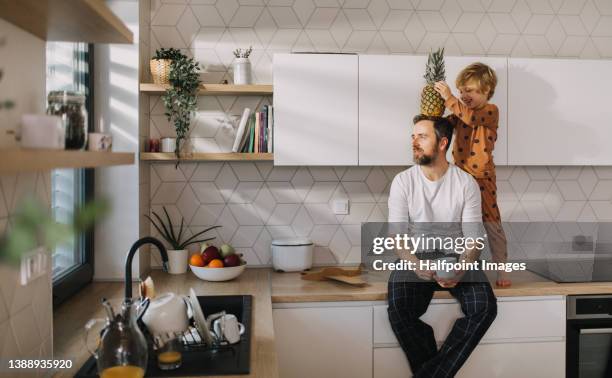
(232, 108), (251, 152)
(268, 105), (273, 152)
(254, 112), (260, 152)
(262, 106), (268, 152)
(238, 114), (253, 152)
(248, 114), (255, 152)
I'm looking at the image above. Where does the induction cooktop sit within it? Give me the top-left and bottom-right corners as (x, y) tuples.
(526, 256), (612, 283)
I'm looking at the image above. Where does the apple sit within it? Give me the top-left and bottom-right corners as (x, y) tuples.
(201, 246), (221, 265)
(223, 254), (241, 267)
(199, 242), (210, 254)
(220, 243), (235, 258)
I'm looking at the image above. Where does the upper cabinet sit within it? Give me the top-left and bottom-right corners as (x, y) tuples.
(358, 55), (508, 166)
(508, 58), (612, 165)
(0, 0), (133, 43)
(273, 54), (358, 166)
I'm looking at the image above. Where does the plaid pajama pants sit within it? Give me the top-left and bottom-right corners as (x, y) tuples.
(387, 269), (497, 378)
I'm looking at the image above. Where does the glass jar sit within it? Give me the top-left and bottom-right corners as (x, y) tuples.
(47, 90), (88, 150)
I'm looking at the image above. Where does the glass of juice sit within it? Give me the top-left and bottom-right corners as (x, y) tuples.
(157, 337), (182, 370)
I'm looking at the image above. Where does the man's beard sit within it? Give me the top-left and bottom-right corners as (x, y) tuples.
(413, 149), (435, 165)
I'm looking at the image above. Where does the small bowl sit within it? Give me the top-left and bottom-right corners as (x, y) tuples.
(189, 263), (246, 282)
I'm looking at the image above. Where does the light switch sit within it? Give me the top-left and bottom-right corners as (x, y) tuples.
(333, 199), (349, 215)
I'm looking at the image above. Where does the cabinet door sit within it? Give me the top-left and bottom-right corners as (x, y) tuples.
(273, 54), (358, 165)
(358, 55), (426, 165)
(445, 56), (508, 166)
(374, 341), (564, 378)
(508, 58), (612, 165)
(273, 306), (372, 378)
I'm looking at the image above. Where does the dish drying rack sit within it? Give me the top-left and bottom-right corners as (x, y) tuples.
(149, 325), (237, 353)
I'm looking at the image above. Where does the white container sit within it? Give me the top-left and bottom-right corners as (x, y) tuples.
(233, 58), (252, 85)
(271, 238), (314, 272)
(167, 249), (188, 274)
(20, 114), (65, 149)
(141, 292), (189, 335)
(161, 137), (176, 153)
(189, 263), (246, 282)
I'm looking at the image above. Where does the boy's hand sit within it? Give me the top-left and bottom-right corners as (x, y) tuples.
(434, 81), (452, 101)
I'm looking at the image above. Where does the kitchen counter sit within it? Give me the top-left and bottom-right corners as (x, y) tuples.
(53, 269), (278, 378)
(270, 268), (612, 302)
(53, 267), (612, 377)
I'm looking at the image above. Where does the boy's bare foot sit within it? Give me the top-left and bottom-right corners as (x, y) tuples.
(496, 271), (512, 287)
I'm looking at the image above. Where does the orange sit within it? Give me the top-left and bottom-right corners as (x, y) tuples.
(208, 259), (224, 268)
(189, 254), (205, 267)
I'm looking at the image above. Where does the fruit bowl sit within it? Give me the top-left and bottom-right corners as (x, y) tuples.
(189, 263), (247, 282)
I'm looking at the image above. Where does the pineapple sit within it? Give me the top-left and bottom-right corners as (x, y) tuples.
(420, 48), (446, 117)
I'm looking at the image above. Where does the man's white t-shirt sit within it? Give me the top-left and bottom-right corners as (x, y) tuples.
(388, 164), (482, 223)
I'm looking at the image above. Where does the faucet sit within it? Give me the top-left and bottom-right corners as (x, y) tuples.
(125, 237), (169, 299)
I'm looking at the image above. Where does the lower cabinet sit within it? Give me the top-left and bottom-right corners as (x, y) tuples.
(273, 296), (566, 378)
(374, 341), (565, 378)
(273, 304), (373, 378)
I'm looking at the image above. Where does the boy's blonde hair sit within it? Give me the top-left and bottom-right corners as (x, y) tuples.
(456, 62), (497, 100)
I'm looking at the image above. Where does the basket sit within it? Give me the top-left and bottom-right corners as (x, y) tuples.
(150, 59), (172, 84)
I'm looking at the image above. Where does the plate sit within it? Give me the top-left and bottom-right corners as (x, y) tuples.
(189, 288), (214, 346)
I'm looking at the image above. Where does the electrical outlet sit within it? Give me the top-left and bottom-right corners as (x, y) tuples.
(20, 247), (48, 286)
(572, 235), (593, 252)
(333, 199), (349, 215)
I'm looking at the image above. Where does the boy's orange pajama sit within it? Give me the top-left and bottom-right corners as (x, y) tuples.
(445, 97), (508, 263)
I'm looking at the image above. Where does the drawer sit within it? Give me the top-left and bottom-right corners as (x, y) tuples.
(374, 296), (565, 345)
(374, 341), (564, 378)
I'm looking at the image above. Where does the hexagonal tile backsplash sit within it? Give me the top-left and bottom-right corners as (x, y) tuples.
(146, 0), (612, 267)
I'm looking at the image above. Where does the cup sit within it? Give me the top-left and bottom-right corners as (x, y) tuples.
(156, 337), (182, 370)
(213, 314), (245, 344)
(88, 133), (113, 151)
(435, 256), (457, 280)
(161, 137), (176, 153)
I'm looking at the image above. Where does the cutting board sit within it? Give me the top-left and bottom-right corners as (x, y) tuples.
(301, 266), (368, 287)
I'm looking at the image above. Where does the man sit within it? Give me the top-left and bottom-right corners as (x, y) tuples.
(387, 115), (497, 377)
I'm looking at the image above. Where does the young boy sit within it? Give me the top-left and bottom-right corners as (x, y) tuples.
(434, 62), (511, 287)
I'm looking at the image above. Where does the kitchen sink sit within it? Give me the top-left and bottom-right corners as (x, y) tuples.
(75, 295), (252, 377)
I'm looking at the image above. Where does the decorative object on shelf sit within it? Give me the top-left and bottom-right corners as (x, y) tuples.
(88, 133), (113, 151)
(47, 90), (88, 150)
(160, 137), (176, 153)
(146, 138), (160, 152)
(160, 49), (202, 163)
(232, 46), (253, 85)
(145, 206), (219, 274)
(0, 36), (15, 113)
(420, 48), (446, 117)
(150, 48), (182, 85)
(20, 114), (64, 149)
(0, 196), (109, 265)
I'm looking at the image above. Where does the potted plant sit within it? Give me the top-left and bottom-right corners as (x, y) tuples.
(232, 46), (253, 85)
(150, 48), (182, 85)
(159, 49), (201, 162)
(0, 37), (15, 124)
(145, 206), (219, 274)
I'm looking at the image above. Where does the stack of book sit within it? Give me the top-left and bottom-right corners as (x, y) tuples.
(231, 106), (274, 153)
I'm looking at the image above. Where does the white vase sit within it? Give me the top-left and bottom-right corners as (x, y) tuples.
(233, 58), (252, 85)
(161, 137), (176, 153)
(167, 249), (188, 274)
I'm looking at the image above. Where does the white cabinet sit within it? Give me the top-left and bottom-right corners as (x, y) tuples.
(273, 54), (358, 165)
(374, 342), (565, 378)
(273, 304), (372, 378)
(508, 58), (612, 165)
(358, 55), (508, 166)
(358, 55), (426, 165)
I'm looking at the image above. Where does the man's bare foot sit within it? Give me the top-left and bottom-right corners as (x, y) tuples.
(496, 271), (512, 287)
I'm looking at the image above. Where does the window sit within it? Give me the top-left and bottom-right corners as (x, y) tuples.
(46, 42), (94, 307)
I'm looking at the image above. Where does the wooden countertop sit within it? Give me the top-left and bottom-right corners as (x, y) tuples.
(53, 269), (278, 378)
(53, 267), (612, 377)
(270, 269), (612, 303)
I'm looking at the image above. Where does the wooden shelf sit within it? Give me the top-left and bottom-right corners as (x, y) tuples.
(141, 152), (273, 161)
(140, 83), (273, 95)
(0, 0), (133, 43)
(0, 149), (134, 173)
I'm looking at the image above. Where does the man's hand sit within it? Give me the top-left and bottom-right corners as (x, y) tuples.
(414, 262), (435, 281)
(434, 81), (452, 101)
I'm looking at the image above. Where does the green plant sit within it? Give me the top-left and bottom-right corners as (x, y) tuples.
(145, 206), (220, 250)
(0, 37), (15, 112)
(233, 46), (253, 59)
(153, 47), (183, 61)
(0, 196), (110, 265)
(160, 49), (201, 162)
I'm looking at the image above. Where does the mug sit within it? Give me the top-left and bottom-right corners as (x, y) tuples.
(88, 133), (113, 151)
(435, 256), (457, 279)
(213, 314), (245, 344)
(142, 293), (189, 336)
(161, 138), (176, 153)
